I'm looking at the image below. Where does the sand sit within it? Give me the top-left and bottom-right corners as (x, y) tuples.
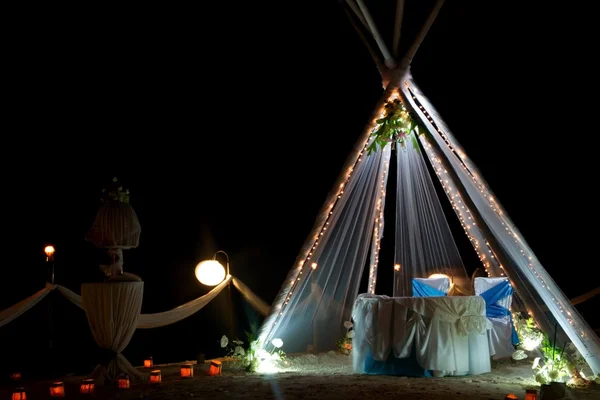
(2, 352), (598, 399)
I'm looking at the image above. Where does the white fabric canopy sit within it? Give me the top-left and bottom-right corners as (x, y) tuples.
(82, 281), (144, 380)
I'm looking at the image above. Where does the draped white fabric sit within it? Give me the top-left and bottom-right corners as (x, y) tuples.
(394, 139), (469, 295)
(0, 286), (53, 328)
(136, 275), (231, 329)
(352, 294), (490, 376)
(401, 75), (600, 375)
(474, 277), (515, 359)
(259, 144), (392, 352)
(232, 277), (269, 316)
(82, 282), (144, 380)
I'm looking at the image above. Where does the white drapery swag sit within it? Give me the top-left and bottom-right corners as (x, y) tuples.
(1, 275), (268, 330)
(0, 283), (81, 328)
(352, 294), (490, 376)
(82, 282), (144, 380)
(137, 275), (231, 329)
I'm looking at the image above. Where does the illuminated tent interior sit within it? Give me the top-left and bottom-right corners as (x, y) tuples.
(257, 0), (600, 377)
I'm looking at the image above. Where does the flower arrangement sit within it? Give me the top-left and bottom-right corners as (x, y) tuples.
(222, 330), (286, 373)
(367, 98), (420, 155)
(532, 334), (570, 384)
(101, 177), (130, 203)
(219, 335), (246, 360)
(336, 321), (354, 355)
(514, 313), (544, 351)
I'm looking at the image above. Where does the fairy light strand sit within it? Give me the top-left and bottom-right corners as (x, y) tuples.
(405, 82), (594, 357)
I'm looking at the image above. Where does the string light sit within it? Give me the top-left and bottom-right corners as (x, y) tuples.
(262, 91), (400, 344)
(405, 83), (593, 356)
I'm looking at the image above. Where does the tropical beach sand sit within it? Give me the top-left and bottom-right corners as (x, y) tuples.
(2, 352), (598, 399)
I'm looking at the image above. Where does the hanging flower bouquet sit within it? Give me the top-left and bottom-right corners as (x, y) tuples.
(100, 177), (130, 203)
(336, 321), (354, 355)
(367, 98), (420, 154)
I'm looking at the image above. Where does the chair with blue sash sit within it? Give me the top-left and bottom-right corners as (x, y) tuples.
(474, 277), (519, 359)
(412, 277), (450, 297)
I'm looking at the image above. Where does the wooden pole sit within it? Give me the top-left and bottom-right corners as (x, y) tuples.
(345, 0), (370, 33)
(342, 6), (386, 77)
(398, 0), (446, 69)
(392, 0), (405, 58)
(355, 0), (395, 67)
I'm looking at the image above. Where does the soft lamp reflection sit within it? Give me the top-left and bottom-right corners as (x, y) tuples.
(428, 273), (450, 280)
(195, 260), (226, 286)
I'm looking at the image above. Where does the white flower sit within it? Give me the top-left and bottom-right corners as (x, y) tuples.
(235, 346), (245, 356)
(343, 321), (353, 329)
(220, 335), (229, 348)
(511, 350), (527, 360)
(346, 330), (355, 338)
(233, 339), (244, 345)
(271, 338), (283, 348)
(532, 357), (540, 370)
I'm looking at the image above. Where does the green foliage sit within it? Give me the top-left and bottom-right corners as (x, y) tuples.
(366, 99), (421, 155)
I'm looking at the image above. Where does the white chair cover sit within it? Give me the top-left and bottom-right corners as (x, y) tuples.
(474, 277), (515, 359)
(412, 277), (451, 296)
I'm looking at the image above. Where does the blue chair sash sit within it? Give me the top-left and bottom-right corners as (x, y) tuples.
(479, 280), (519, 345)
(412, 279), (447, 297)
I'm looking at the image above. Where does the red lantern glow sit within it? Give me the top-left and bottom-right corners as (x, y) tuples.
(80, 378), (95, 394)
(49, 381), (65, 397)
(208, 360), (222, 376)
(12, 387), (26, 400)
(181, 364), (194, 378)
(150, 370), (161, 384)
(144, 357), (153, 368)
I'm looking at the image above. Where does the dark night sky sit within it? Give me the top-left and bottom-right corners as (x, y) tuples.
(1, 1), (598, 371)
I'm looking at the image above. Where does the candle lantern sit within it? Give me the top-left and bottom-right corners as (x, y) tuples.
(150, 370), (161, 384)
(10, 372), (22, 381)
(49, 381), (65, 397)
(181, 364), (194, 378)
(144, 357), (153, 368)
(118, 373), (130, 389)
(504, 394), (518, 400)
(80, 378), (95, 394)
(525, 389), (537, 400)
(208, 360), (222, 376)
(11, 387), (26, 400)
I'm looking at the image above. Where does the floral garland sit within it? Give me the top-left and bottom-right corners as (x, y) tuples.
(367, 98), (420, 155)
(100, 177), (130, 204)
(336, 321), (354, 355)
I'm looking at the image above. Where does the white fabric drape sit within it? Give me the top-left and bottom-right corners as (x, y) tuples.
(352, 294), (490, 376)
(82, 281), (144, 380)
(232, 277), (269, 316)
(136, 275), (231, 329)
(259, 144), (392, 353)
(401, 75), (600, 375)
(0, 286), (53, 328)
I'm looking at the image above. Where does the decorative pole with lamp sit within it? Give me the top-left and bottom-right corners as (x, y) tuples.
(195, 250), (235, 338)
(44, 245), (56, 351)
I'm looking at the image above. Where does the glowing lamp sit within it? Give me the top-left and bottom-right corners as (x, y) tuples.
(195, 260), (226, 286)
(80, 378), (95, 394)
(11, 388), (26, 400)
(504, 394), (518, 400)
(394, 264), (401, 271)
(428, 273), (450, 280)
(44, 245), (56, 258)
(144, 357), (153, 368)
(150, 370), (161, 384)
(525, 389), (537, 400)
(118, 374), (130, 389)
(208, 360), (222, 376)
(49, 381), (65, 397)
(311, 262), (317, 270)
(10, 372), (22, 381)
(180, 364), (194, 378)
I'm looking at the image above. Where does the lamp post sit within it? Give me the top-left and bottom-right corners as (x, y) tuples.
(194, 250), (234, 338)
(45, 245), (56, 284)
(44, 245), (55, 351)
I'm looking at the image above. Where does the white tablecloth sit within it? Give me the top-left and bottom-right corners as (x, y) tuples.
(352, 294), (491, 376)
